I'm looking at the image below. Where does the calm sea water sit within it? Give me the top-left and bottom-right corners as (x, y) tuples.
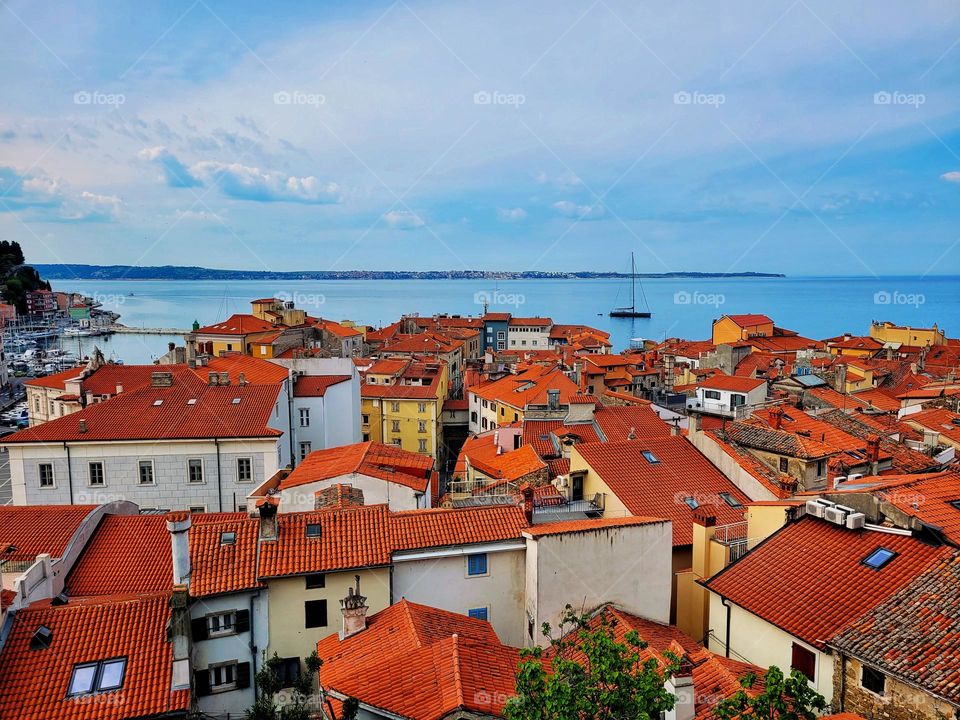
(51, 276), (960, 364)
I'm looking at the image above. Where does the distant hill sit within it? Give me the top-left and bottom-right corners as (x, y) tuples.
(35, 264), (785, 281)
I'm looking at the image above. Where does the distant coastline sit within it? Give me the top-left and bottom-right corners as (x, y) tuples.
(35, 264), (786, 281)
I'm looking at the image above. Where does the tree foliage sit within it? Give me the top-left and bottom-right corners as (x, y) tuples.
(713, 665), (826, 720)
(246, 651), (323, 720)
(505, 605), (680, 720)
(0, 240), (49, 314)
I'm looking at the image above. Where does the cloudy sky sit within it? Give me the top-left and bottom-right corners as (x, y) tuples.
(1, 0), (959, 275)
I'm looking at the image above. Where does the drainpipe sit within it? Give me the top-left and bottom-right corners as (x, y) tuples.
(721, 597), (731, 658)
(249, 590), (259, 702)
(837, 652), (846, 712)
(287, 377), (296, 469)
(63, 442), (74, 505)
(214, 438), (223, 512)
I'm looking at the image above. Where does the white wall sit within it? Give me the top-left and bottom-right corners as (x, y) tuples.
(277, 472), (427, 512)
(392, 543), (527, 646)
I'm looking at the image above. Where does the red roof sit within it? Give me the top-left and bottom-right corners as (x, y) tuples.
(523, 515), (666, 538)
(390, 505), (528, 552)
(317, 599), (523, 720)
(294, 374), (352, 397)
(200, 353), (289, 385)
(704, 517), (950, 649)
(0, 593), (191, 720)
(904, 407), (960, 445)
(575, 436), (749, 546)
(508, 317), (552, 327)
(281, 442), (434, 493)
(0, 505), (96, 566)
(725, 314), (773, 327)
(195, 313), (277, 335)
(457, 435), (546, 481)
(698, 374), (766, 393)
(3, 380), (282, 443)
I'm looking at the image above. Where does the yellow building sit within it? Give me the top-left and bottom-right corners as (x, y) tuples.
(360, 358), (448, 460)
(193, 313), (280, 357)
(869, 320), (946, 347)
(711, 313), (774, 346)
(251, 297), (307, 327)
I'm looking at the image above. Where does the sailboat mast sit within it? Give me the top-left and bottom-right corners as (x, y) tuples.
(630, 252), (636, 310)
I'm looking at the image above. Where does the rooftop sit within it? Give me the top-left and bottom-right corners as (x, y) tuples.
(280, 441), (434, 493)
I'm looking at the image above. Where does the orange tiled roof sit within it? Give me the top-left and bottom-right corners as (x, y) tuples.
(575, 436), (749, 546)
(471, 365), (580, 409)
(294, 374), (352, 397)
(195, 313), (277, 335)
(704, 516), (950, 649)
(317, 599), (523, 720)
(725, 313), (773, 327)
(3, 380), (282, 444)
(199, 353), (289, 385)
(0, 593), (191, 720)
(281, 442), (434, 493)
(0, 505), (96, 565)
(697, 374), (766, 393)
(457, 434), (546, 481)
(522, 515), (666, 538)
(904, 407), (960, 445)
(390, 505), (528, 552)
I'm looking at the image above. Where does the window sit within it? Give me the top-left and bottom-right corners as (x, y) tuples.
(189, 505), (207, 513)
(468, 607), (489, 621)
(237, 457), (253, 482)
(497, 331), (505, 340)
(779, 457), (789, 473)
(362, 433), (370, 441)
(863, 547), (897, 570)
(88, 462), (104, 487)
(138, 460), (154, 485)
(306, 523), (322, 538)
(299, 408), (310, 427)
(391, 420), (401, 433)
(299, 442), (312, 460)
(305, 599), (328, 628)
(704, 389), (722, 400)
(641, 450), (659, 464)
(418, 420), (427, 433)
(305, 573), (325, 589)
(418, 403), (426, 413)
(571, 473), (584, 502)
(188, 459), (204, 484)
(391, 401), (400, 413)
(682, 496), (699, 510)
(393, 438), (402, 446)
(467, 553), (488, 576)
(418, 439), (428, 453)
(220, 531), (236, 545)
(38, 463), (55, 488)
(816, 459), (826, 476)
(719, 492), (742, 508)
(208, 662), (237, 691)
(790, 643), (816, 681)
(861, 666), (885, 695)
(207, 612), (235, 636)
(68, 657), (127, 696)
(362, 414), (370, 424)
(730, 393), (746, 407)
(276, 657), (301, 689)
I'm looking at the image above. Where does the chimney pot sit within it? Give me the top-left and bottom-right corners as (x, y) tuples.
(340, 575), (369, 639)
(165, 512), (192, 587)
(219, 372), (230, 386)
(78, 419), (87, 433)
(208, 371), (218, 386)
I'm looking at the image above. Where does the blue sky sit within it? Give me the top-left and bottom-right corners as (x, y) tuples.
(1, 0), (960, 275)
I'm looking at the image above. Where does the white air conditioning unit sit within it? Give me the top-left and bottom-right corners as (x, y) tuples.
(824, 506), (848, 525)
(556, 475), (569, 490)
(845, 512), (866, 530)
(848, 473), (863, 481)
(805, 499), (834, 518)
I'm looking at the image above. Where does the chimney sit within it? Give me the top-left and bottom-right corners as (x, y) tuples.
(238, 372), (248, 386)
(867, 434), (881, 473)
(258, 495), (279, 541)
(340, 575), (369, 640)
(115, 384), (124, 395)
(494, 429), (502, 455)
(670, 418), (680, 436)
(151, 371), (173, 388)
(78, 419), (87, 434)
(187, 359), (196, 369)
(688, 413), (702, 434)
(522, 485), (534, 524)
(168, 342), (176, 352)
(208, 371), (218, 386)
(169, 586), (191, 692)
(219, 372), (230, 386)
(547, 388), (560, 410)
(770, 406), (784, 430)
(627, 426), (637, 440)
(165, 512), (192, 586)
(664, 656), (695, 720)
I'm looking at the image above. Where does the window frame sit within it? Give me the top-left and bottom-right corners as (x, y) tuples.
(466, 553), (488, 577)
(67, 657), (127, 697)
(37, 462), (56, 488)
(299, 407), (310, 427)
(468, 607), (490, 621)
(305, 573), (326, 589)
(207, 611), (236, 638)
(860, 665), (886, 696)
(304, 598), (328, 628)
(790, 642), (816, 682)
(86, 461), (105, 487)
(236, 457), (253, 483)
(187, 458), (205, 484)
(208, 661), (238, 692)
(137, 459), (155, 486)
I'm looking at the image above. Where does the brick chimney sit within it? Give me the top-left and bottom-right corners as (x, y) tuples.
(867, 434), (881, 474)
(208, 371), (218, 386)
(340, 575), (369, 640)
(664, 655), (695, 720)
(219, 372), (230, 386)
(547, 388), (560, 410)
(78, 419), (87, 434)
(165, 512), (192, 586)
(257, 495), (279, 541)
(151, 371), (173, 388)
(770, 406), (784, 430)
(522, 485), (534, 524)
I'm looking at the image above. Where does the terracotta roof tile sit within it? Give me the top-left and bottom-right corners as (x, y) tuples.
(704, 517), (950, 649)
(195, 313), (277, 335)
(698, 374), (767, 393)
(0, 505), (96, 566)
(390, 505), (528, 552)
(294, 374), (352, 397)
(281, 442), (434, 493)
(0, 593), (191, 720)
(522, 515), (667, 538)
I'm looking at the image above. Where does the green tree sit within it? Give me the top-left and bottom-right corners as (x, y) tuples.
(246, 651), (323, 720)
(505, 605), (680, 720)
(713, 665), (826, 720)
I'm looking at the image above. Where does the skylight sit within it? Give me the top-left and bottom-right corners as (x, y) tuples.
(862, 547), (896, 570)
(68, 657), (127, 696)
(305, 523), (322, 538)
(220, 531), (236, 545)
(720, 492), (743, 508)
(231, 398), (241, 405)
(152, 399), (163, 406)
(641, 450), (660, 464)
(187, 399), (197, 405)
(682, 496), (699, 510)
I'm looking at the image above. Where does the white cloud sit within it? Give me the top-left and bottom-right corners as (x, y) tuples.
(940, 171), (960, 183)
(384, 209), (425, 230)
(552, 200), (605, 220)
(188, 160), (341, 204)
(537, 171), (583, 191)
(138, 146), (201, 188)
(497, 207), (527, 222)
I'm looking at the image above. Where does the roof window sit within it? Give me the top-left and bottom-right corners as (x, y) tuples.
(305, 523), (322, 538)
(152, 399), (163, 406)
(231, 398), (241, 405)
(187, 399), (197, 405)
(720, 492), (742, 508)
(641, 450), (660, 464)
(30, 625), (52, 650)
(220, 531), (236, 545)
(862, 547), (896, 570)
(67, 657), (127, 696)
(682, 496), (699, 510)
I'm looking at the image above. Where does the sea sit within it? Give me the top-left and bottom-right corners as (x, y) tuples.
(50, 276), (960, 365)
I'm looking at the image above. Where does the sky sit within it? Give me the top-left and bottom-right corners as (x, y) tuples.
(1, 0), (960, 275)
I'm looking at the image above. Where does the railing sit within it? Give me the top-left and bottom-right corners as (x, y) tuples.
(713, 521), (749, 561)
(533, 493), (604, 516)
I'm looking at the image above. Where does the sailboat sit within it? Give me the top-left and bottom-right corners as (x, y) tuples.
(609, 252), (652, 318)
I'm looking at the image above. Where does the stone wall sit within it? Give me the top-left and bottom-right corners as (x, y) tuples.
(833, 655), (958, 720)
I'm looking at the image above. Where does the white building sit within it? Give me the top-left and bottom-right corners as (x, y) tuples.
(3, 370), (285, 512)
(506, 317), (553, 350)
(686, 375), (767, 418)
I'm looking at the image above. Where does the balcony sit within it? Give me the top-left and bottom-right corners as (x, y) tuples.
(712, 520), (750, 562)
(533, 492), (604, 519)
